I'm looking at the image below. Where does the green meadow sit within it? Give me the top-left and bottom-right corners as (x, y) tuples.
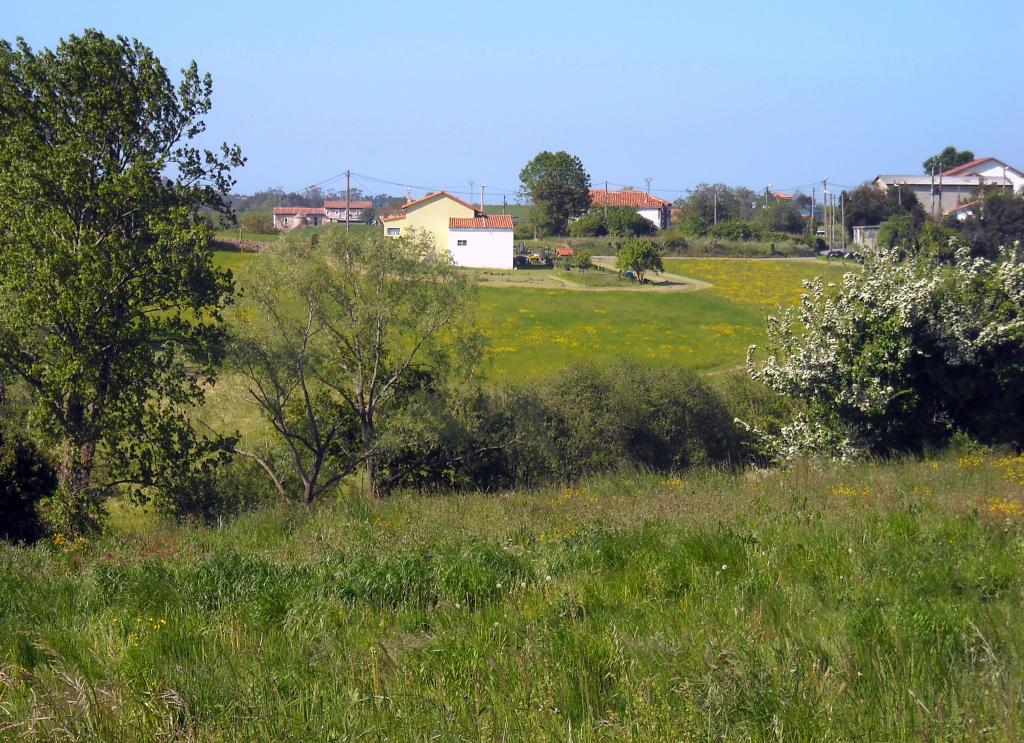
(477, 258), (850, 381)
(212, 251), (850, 383)
(3, 454), (1023, 740)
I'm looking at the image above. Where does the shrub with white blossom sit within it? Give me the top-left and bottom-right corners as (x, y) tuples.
(746, 241), (1024, 459)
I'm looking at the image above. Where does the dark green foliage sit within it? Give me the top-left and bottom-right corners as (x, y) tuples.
(876, 214), (917, 250)
(845, 182), (925, 230)
(569, 207), (655, 238)
(676, 213), (708, 236)
(0, 427), (56, 542)
(568, 209), (607, 237)
(755, 200), (804, 234)
(519, 151), (592, 236)
(708, 220), (756, 241)
(380, 361), (749, 492)
(923, 146), (975, 175)
(513, 222), (534, 240)
(605, 206), (656, 237)
(0, 30), (242, 533)
(954, 190), (1024, 260)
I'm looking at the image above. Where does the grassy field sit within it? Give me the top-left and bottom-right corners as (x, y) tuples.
(210, 251), (849, 382)
(3, 454), (1023, 739)
(477, 258), (850, 380)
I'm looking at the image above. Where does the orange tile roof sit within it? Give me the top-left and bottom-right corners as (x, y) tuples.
(449, 215), (514, 230)
(941, 157), (1002, 176)
(589, 189), (669, 208)
(381, 213), (406, 222)
(324, 199), (373, 209)
(272, 206), (325, 215)
(404, 191), (480, 213)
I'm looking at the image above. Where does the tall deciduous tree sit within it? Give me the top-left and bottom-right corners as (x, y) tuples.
(0, 30), (244, 532)
(519, 151), (591, 236)
(923, 146), (975, 174)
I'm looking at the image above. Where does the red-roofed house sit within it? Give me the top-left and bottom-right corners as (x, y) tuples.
(448, 215), (513, 269)
(324, 199), (373, 225)
(941, 157), (1023, 193)
(589, 189), (672, 229)
(272, 206), (325, 230)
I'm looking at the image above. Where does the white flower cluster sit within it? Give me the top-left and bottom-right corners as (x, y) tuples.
(746, 240), (1024, 459)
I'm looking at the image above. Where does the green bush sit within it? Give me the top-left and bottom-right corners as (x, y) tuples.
(568, 209), (607, 237)
(708, 220), (758, 241)
(513, 222), (534, 241)
(0, 428), (57, 543)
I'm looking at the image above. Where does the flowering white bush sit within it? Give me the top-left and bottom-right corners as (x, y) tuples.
(747, 241), (1024, 459)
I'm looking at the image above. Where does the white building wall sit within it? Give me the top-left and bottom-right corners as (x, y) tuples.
(448, 228), (512, 268)
(637, 208), (662, 229)
(966, 163), (1024, 193)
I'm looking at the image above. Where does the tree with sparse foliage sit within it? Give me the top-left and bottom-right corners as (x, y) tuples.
(519, 151), (591, 236)
(923, 146), (975, 175)
(0, 30), (243, 533)
(229, 230), (483, 500)
(616, 238), (663, 283)
(239, 210), (276, 234)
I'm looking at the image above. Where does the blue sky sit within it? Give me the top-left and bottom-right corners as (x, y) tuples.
(8, 1), (1023, 201)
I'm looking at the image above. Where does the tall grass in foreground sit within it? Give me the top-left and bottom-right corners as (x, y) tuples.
(1, 455), (1023, 740)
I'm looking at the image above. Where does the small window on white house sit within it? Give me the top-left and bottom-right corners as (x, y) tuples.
(457, 239), (467, 246)
(387, 227), (400, 236)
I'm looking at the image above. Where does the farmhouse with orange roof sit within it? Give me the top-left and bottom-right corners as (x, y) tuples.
(383, 191), (513, 269)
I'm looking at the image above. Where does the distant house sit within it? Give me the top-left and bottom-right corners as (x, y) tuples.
(448, 215), (514, 269)
(941, 157), (1024, 193)
(943, 200), (982, 222)
(555, 245), (574, 257)
(324, 199), (373, 225)
(589, 189), (672, 230)
(852, 224), (880, 249)
(383, 191), (512, 268)
(272, 206), (325, 230)
(874, 156), (1022, 219)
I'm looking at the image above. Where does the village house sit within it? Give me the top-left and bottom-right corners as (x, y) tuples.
(383, 191), (512, 269)
(589, 189), (672, 230)
(874, 157), (1022, 219)
(271, 206), (325, 230)
(324, 199), (373, 225)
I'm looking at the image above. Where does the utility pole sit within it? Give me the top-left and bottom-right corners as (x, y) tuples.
(841, 191), (846, 251)
(764, 184), (771, 209)
(469, 180), (474, 206)
(502, 194), (507, 215)
(644, 176), (652, 195)
(604, 180), (609, 220)
(480, 185), (485, 216)
(930, 166), (936, 220)
(713, 187), (718, 225)
(345, 169), (351, 235)
(810, 186), (815, 235)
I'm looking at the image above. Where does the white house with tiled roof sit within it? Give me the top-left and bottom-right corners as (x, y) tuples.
(324, 199), (373, 225)
(383, 191), (512, 268)
(874, 156), (1022, 219)
(448, 215), (513, 269)
(589, 189), (672, 229)
(942, 157), (1024, 193)
(272, 206), (325, 230)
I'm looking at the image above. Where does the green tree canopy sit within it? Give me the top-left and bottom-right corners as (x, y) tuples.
(616, 238), (663, 283)
(228, 230), (482, 501)
(923, 146), (975, 174)
(844, 182), (925, 230)
(0, 30), (243, 532)
(519, 151), (591, 236)
(953, 190), (1024, 260)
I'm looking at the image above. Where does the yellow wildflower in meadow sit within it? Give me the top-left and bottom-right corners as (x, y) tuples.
(986, 497), (1023, 519)
(830, 484), (856, 498)
(996, 455), (1024, 487)
(956, 455), (984, 469)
